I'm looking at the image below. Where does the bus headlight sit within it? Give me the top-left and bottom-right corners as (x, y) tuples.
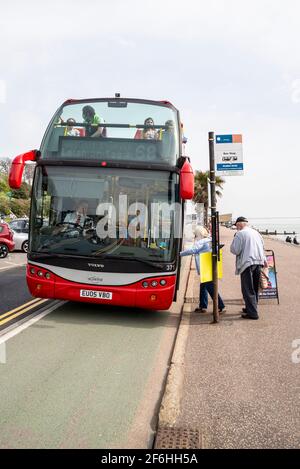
(151, 280), (158, 287)
(160, 279), (167, 286)
(37, 271), (43, 277)
(142, 281), (149, 288)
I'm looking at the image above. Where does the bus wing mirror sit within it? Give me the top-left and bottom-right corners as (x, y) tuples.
(180, 160), (194, 200)
(9, 150), (37, 189)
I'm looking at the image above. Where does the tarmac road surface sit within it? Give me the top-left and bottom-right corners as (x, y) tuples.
(0, 257), (190, 449)
(0, 263), (32, 315)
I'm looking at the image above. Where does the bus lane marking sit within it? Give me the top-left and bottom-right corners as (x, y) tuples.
(0, 299), (48, 326)
(0, 297), (43, 321)
(0, 301), (66, 345)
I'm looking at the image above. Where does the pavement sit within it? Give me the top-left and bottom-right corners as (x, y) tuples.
(156, 227), (300, 449)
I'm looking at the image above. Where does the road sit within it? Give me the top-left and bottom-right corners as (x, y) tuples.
(0, 255), (32, 314)
(0, 257), (190, 448)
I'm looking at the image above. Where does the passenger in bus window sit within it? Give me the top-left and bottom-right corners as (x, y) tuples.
(64, 118), (81, 137)
(142, 117), (159, 140)
(165, 119), (175, 132)
(82, 105), (104, 138)
(161, 119), (175, 160)
(54, 114), (65, 127)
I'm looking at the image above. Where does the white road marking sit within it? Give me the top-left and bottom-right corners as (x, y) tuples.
(0, 301), (66, 345)
(0, 262), (27, 271)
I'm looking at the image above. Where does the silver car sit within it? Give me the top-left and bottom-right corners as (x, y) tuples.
(9, 218), (29, 252)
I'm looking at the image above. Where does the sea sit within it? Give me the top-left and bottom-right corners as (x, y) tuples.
(248, 217), (300, 242)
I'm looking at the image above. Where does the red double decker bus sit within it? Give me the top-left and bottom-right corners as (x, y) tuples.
(9, 96), (194, 310)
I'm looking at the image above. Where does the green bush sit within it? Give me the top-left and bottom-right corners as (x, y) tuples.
(0, 175), (9, 194)
(9, 198), (30, 218)
(11, 182), (31, 199)
(0, 195), (11, 215)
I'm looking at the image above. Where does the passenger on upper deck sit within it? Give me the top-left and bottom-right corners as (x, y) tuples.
(142, 117), (159, 140)
(161, 119), (175, 160)
(64, 118), (80, 137)
(82, 105), (104, 138)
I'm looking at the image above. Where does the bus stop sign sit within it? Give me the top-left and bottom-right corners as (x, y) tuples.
(215, 134), (244, 176)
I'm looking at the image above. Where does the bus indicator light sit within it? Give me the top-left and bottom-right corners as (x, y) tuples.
(150, 295), (157, 301)
(101, 161), (107, 166)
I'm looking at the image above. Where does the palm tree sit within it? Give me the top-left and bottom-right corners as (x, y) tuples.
(193, 170), (225, 226)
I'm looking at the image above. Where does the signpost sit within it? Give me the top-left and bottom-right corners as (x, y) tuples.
(208, 132), (244, 323)
(215, 134), (243, 176)
(208, 132), (219, 323)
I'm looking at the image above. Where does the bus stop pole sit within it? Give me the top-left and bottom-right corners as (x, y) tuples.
(208, 131), (219, 323)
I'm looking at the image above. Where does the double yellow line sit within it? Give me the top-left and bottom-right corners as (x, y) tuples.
(0, 298), (48, 327)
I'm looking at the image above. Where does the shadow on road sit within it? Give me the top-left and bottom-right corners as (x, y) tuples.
(31, 300), (180, 330)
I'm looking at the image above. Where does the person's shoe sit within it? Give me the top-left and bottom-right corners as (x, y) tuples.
(241, 313), (259, 320)
(194, 307), (207, 313)
(219, 308), (226, 314)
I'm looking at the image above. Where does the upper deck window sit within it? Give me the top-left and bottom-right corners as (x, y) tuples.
(41, 100), (180, 166)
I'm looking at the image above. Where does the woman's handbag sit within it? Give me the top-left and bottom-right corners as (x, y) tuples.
(259, 266), (269, 290)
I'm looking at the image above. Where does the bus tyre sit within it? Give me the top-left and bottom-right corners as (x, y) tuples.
(22, 240), (29, 253)
(0, 243), (9, 258)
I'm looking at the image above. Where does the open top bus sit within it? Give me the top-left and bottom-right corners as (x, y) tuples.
(9, 96), (194, 310)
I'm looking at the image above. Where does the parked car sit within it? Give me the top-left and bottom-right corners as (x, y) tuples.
(9, 218), (29, 252)
(0, 222), (15, 258)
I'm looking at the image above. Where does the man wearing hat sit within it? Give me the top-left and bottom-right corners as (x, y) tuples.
(230, 217), (267, 320)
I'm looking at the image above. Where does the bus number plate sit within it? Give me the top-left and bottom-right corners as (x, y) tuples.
(80, 290), (113, 300)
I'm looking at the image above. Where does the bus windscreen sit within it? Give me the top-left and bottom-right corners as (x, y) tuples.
(30, 165), (180, 263)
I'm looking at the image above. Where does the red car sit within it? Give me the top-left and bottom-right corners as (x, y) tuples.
(0, 222), (15, 258)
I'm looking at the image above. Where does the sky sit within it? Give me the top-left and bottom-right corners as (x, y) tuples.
(0, 0), (300, 220)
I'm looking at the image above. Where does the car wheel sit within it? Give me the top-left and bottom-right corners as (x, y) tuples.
(0, 243), (9, 258)
(22, 240), (29, 253)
